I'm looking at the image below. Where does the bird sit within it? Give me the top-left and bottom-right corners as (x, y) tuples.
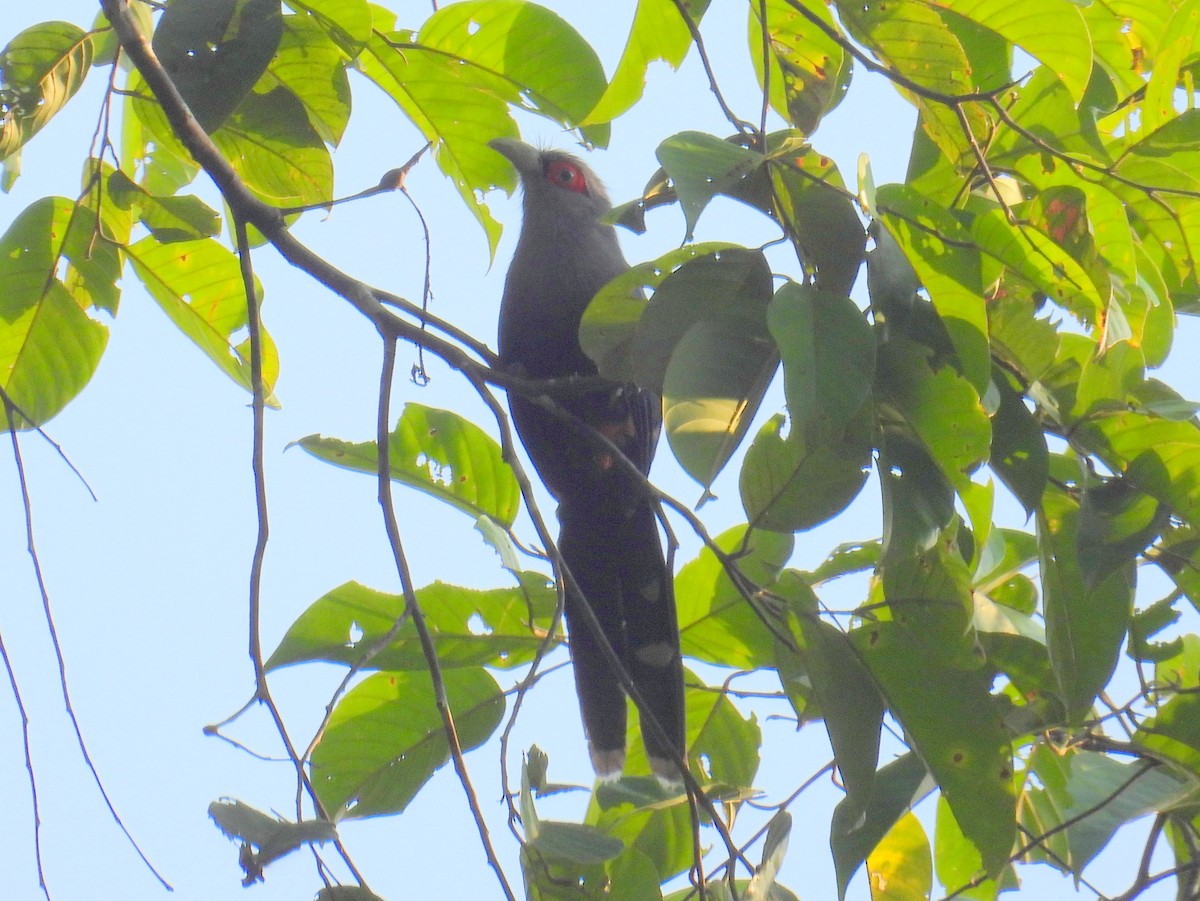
(490, 137), (686, 785)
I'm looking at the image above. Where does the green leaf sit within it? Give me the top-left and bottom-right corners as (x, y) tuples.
(1038, 485), (1134, 724)
(587, 689), (760, 887)
(126, 235), (280, 399)
(878, 425), (955, 561)
(876, 338), (992, 489)
(313, 667), (505, 818)
(208, 800), (335, 875)
(796, 618), (885, 820)
(801, 540), (881, 585)
(850, 613), (1016, 874)
(667, 881), (799, 901)
(0, 21), (93, 163)
(1156, 634), (1200, 691)
(836, 0), (982, 165)
(1022, 745), (1196, 876)
(866, 220), (920, 327)
(107, 169), (220, 243)
(419, 1), (608, 140)
(359, 31), (512, 254)
(0, 195), (121, 320)
(268, 11), (353, 145)
(0, 280), (108, 430)
(284, 0), (372, 57)
(934, 793), (1016, 900)
(1142, 0), (1200, 132)
(769, 283), (875, 439)
(152, 0), (284, 132)
(587, 788), (694, 883)
(1154, 528), (1200, 612)
(655, 132), (765, 240)
(676, 524), (794, 670)
(866, 811), (932, 901)
(210, 86), (333, 205)
(1074, 340), (1146, 420)
(750, 0), (851, 136)
(877, 185), (990, 393)
(1137, 692), (1200, 775)
(627, 669), (762, 790)
(297, 403), (519, 524)
(1111, 153), (1200, 300)
(773, 572), (821, 720)
(1128, 594), (1184, 663)
(580, 241), (743, 380)
(740, 408), (872, 533)
(663, 317), (780, 492)
(316, 888), (386, 901)
(768, 145), (866, 296)
(529, 820), (625, 865)
(1077, 475), (1169, 589)
(0, 196), (113, 428)
(631, 247), (774, 393)
(831, 751), (934, 900)
(971, 207), (1105, 328)
(583, 0), (712, 124)
(989, 367), (1048, 514)
(1077, 407), (1200, 529)
(266, 575), (558, 671)
(522, 842), (661, 901)
(938, 0), (1091, 102)
(986, 292), (1060, 384)
(1081, 0), (1153, 95)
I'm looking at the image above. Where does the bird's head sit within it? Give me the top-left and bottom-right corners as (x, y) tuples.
(489, 138), (612, 225)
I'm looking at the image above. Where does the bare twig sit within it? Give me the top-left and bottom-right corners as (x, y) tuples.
(755, 0), (771, 138)
(400, 186), (435, 384)
(2, 395), (171, 890)
(0, 622), (48, 900)
(233, 217), (369, 887)
(668, 0), (757, 138)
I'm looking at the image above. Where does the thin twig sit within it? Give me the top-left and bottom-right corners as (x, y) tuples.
(755, 0), (771, 138)
(668, 0), (757, 138)
(375, 335), (518, 901)
(0, 621), (49, 900)
(3, 397), (171, 890)
(0, 388), (96, 502)
(400, 185), (435, 384)
(232, 217), (367, 888)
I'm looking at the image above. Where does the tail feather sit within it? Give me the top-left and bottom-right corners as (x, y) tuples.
(559, 500), (686, 781)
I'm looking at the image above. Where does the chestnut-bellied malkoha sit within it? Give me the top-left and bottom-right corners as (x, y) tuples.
(490, 137), (686, 784)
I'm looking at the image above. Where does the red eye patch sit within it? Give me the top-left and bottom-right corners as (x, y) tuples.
(544, 159), (588, 194)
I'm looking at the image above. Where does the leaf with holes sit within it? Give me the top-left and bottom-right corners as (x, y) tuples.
(313, 667), (505, 819)
(266, 575), (558, 671)
(296, 403), (520, 525)
(750, 0), (850, 136)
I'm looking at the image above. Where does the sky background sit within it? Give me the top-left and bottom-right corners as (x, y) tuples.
(2, 2), (1197, 900)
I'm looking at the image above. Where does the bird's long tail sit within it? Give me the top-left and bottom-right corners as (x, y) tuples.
(558, 500), (686, 783)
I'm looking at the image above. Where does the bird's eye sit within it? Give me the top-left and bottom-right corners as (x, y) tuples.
(544, 159), (588, 195)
